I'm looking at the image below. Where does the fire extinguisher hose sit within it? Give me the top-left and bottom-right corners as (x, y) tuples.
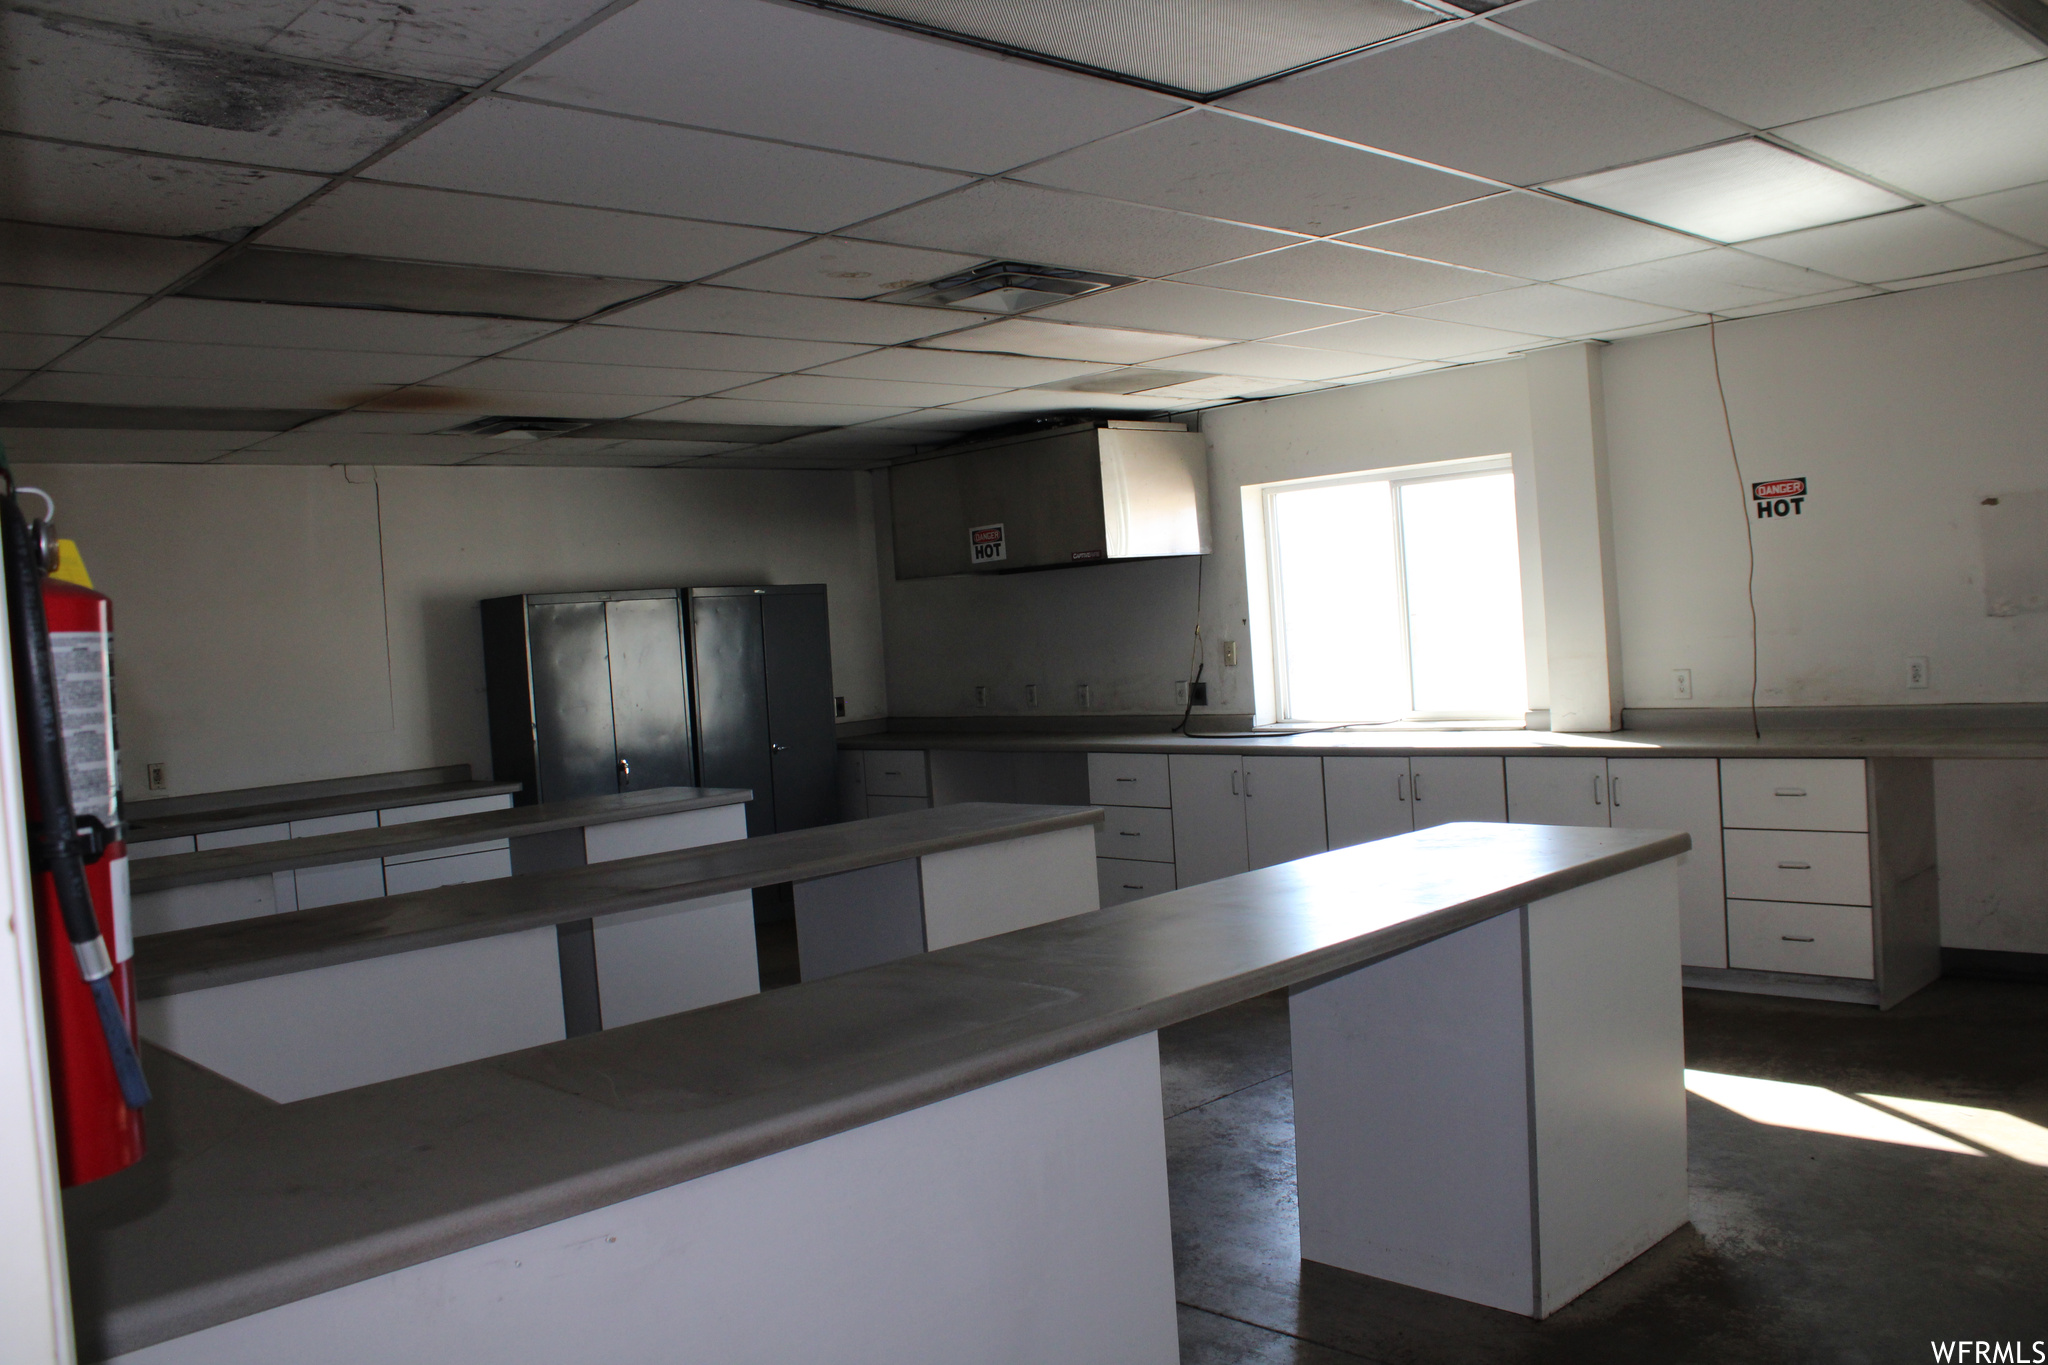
(1, 491), (150, 1109)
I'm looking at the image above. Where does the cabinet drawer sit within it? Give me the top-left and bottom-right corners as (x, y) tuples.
(1095, 805), (1175, 863)
(379, 794), (514, 826)
(1087, 752), (1171, 808)
(1719, 759), (1866, 831)
(1097, 857), (1175, 907)
(1724, 829), (1871, 905)
(862, 750), (928, 798)
(1727, 899), (1874, 978)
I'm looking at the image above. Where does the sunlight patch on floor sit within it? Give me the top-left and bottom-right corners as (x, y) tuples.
(1684, 1070), (1980, 1154)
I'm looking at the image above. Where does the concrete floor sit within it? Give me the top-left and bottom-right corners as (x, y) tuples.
(1159, 980), (2048, 1364)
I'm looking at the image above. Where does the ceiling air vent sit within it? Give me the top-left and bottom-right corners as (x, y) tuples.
(451, 416), (593, 439)
(878, 261), (1133, 314)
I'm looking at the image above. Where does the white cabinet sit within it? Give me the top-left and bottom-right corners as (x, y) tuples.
(1608, 758), (1726, 970)
(1408, 756), (1506, 828)
(1323, 757), (1413, 848)
(1094, 805), (1175, 864)
(1726, 900), (1874, 979)
(1168, 755), (1249, 887)
(1245, 757), (1328, 870)
(1097, 857), (1175, 908)
(1720, 759), (1866, 832)
(1505, 756), (1609, 827)
(1086, 753), (1171, 809)
(1723, 830), (1872, 906)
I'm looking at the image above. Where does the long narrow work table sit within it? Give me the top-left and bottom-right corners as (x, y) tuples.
(132, 803), (1104, 1103)
(76, 821), (1690, 1363)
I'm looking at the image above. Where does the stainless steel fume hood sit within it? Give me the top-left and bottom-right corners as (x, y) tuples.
(888, 420), (1211, 579)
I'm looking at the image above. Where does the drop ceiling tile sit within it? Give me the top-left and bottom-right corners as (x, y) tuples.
(362, 388), (673, 419)
(0, 221), (222, 293)
(597, 287), (981, 344)
(806, 349), (1106, 387)
(261, 183), (807, 282)
(110, 298), (562, 355)
(54, 338), (459, 385)
(1149, 341), (1408, 380)
(851, 180), (1299, 278)
(1575, 313), (1710, 342)
(1268, 313), (1548, 360)
(717, 374), (1007, 406)
(369, 99), (971, 233)
(1715, 286), (1884, 319)
(1411, 284), (1690, 334)
(295, 409), (474, 434)
(1556, 249), (1855, 312)
(505, 0), (1185, 173)
(50, 0), (619, 86)
(852, 408), (998, 432)
(0, 136), (326, 238)
(1950, 182), (2048, 247)
(640, 396), (916, 425)
(463, 443), (723, 467)
(1498, 0), (2039, 127)
(923, 318), (1231, 364)
(1881, 253), (2048, 292)
(0, 372), (33, 395)
(1174, 241), (1517, 311)
(1030, 280), (1367, 340)
(708, 239), (987, 300)
(0, 428), (245, 461)
(1015, 109), (1493, 235)
(0, 11), (457, 173)
(0, 285), (147, 335)
(507, 325), (871, 371)
(8, 371), (390, 409)
(1774, 62), (2048, 203)
(942, 389), (1183, 414)
(1221, 26), (1742, 187)
(427, 358), (769, 397)
(1339, 192), (1701, 280)
(1739, 207), (2038, 283)
(226, 433), (517, 463)
(0, 334), (77, 369)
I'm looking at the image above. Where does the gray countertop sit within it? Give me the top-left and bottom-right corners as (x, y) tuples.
(132, 802), (1105, 998)
(122, 765), (473, 822)
(67, 821), (1688, 1360)
(838, 727), (2048, 760)
(131, 787), (754, 893)
(127, 779), (525, 844)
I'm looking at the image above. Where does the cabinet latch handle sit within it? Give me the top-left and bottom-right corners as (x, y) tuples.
(1120, 831), (1141, 837)
(1774, 787), (1807, 797)
(1592, 775), (1603, 805)
(1116, 776), (1137, 782)
(1781, 935), (1816, 943)
(1776, 861), (1812, 870)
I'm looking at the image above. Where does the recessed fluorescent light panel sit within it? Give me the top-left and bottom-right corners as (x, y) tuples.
(807, 0), (1444, 97)
(879, 261), (1134, 313)
(1546, 140), (1912, 243)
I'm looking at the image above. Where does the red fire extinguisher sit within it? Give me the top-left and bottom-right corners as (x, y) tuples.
(3, 481), (148, 1186)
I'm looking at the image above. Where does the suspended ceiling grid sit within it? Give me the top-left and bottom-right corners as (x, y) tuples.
(1, 0), (2045, 470)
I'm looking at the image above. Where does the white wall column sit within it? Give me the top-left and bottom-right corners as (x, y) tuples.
(1526, 343), (1624, 732)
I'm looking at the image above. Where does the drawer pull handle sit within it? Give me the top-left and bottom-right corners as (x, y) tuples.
(882, 770), (901, 777)
(1119, 831), (1142, 837)
(1777, 861), (1812, 870)
(1773, 787), (1807, 797)
(1122, 884), (1144, 890)
(1781, 935), (1816, 943)
(1116, 776), (1137, 782)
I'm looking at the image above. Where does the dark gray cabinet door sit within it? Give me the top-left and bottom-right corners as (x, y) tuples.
(761, 590), (837, 832)
(527, 601), (618, 801)
(692, 593), (776, 833)
(604, 596), (693, 792)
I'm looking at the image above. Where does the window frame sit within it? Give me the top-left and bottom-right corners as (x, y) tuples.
(1263, 455), (1521, 724)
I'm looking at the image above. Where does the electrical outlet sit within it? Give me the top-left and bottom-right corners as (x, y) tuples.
(1222, 640), (1238, 667)
(1190, 681), (1208, 706)
(1025, 683), (1039, 708)
(834, 696), (846, 719)
(973, 685), (989, 708)
(1907, 656), (1930, 690)
(145, 762), (167, 792)
(1077, 682), (1092, 709)
(1672, 669), (1693, 701)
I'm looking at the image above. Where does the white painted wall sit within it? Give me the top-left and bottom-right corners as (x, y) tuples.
(13, 463), (889, 796)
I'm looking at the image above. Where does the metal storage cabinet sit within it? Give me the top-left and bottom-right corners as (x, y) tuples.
(689, 585), (836, 835)
(480, 590), (693, 805)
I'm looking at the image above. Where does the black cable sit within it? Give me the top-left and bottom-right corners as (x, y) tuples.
(1708, 315), (1763, 742)
(1, 491), (150, 1108)
(1170, 553), (1205, 734)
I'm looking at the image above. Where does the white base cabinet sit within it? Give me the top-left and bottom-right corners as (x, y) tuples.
(1325, 755), (1506, 848)
(1167, 755), (1328, 887)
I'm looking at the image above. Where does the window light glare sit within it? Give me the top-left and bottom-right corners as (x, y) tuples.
(1684, 1071), (1979, 1154)
(1546, 140), (1912, 243)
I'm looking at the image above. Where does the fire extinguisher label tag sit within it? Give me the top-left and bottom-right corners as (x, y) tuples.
(50, 628), (116, 827)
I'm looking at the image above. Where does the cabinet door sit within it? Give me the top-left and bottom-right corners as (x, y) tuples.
(1322, 757), (1414, 848)
(1244, 756), (1327, 870)
(1505, 756), (1610, 827)
(1408, 756), (1505, 828)
(527, 600), (617, 801)
(605, 596), (693, 793)
(1168, 755), (1248, 887)
(1607, 757), (1726, 969)
(691, 593), (776, 834)
(761, 590), (839, 832)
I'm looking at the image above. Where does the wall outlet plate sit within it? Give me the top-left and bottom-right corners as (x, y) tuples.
(834, 696), (846, 718)
(1672, 669), (1693, 700)
(1222, 640), (1238, 667)
(1907, 657), (1930, 689)
(1025, 683), (1039, 707)
(145, 762), (167, 792)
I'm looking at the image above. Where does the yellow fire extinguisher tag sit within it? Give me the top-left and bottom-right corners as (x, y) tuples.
(50, 538), (93, 588)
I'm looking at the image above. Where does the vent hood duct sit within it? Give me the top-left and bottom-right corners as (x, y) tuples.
(889, 420), (1210, 579)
